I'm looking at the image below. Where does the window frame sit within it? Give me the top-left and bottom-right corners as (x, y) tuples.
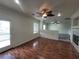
(33, 23), (39, 34)
(43, 24), (46, 30)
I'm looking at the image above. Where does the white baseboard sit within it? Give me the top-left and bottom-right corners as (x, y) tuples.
(71, 42), (79, 53)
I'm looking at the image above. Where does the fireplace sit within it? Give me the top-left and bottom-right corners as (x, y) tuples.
(73, 34), (79, 45)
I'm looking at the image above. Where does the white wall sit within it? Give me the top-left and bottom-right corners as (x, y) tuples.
(40, 30), (58, 40)
(71, 10), (79, 19)
(0, 5), (40, 52)
(47, 20), (71, 34)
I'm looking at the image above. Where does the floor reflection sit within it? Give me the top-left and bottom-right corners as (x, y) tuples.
(33, 41), (38, 48)
(1, 54), (15, 59)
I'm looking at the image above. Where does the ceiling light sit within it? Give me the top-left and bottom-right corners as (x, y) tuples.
(57, 12), (61, 17)
(43, 13), (47, 17)
(15, 0), (20, 5)
(42, 13), (47, 19)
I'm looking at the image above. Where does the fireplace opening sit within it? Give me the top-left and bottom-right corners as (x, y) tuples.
(73, 34), (79, 45)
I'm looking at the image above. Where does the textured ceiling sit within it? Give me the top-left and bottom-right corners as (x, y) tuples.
(0, 0), (79, 19)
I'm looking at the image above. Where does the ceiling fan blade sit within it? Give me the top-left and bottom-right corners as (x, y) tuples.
(47, 10), (52, 13)
(47, 13), (55, 16)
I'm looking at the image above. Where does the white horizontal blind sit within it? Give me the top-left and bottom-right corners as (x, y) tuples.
(0, 21), (10, 48)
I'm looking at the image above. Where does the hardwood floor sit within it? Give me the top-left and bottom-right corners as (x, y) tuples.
(0, 37), (79, 59)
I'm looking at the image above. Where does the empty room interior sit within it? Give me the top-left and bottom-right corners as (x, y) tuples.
(0, 0), (79, 59)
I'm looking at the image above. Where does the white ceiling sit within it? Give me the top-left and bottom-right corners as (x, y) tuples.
(0, 0), (79, 19)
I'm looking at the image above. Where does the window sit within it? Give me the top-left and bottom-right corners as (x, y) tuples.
(43, 24), (46, 30)
(33, 23), (39, 34)
(0, 21), (10, 48)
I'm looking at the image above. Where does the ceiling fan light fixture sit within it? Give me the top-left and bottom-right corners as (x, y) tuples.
(42, 13), (47, 19)
(42, 13), (47, 17)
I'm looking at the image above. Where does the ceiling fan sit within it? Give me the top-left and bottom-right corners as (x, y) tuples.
(32, 3), (55, 18)
(51, 20), (60, 24)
